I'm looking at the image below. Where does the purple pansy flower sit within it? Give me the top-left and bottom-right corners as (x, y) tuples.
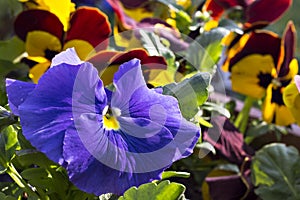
(6, 48), (200, 195)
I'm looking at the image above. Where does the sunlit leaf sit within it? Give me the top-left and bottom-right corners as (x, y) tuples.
(187, 27), (229, 71)
(0, 37), (24, 62)
(139, 30), (176, 69)
(0, 125), (19, 167)
(0, 106), (18, 131)
(197, 141), (216, 159)
(119, 180), (186, 200)
(161, 171), (190, 180)
(252, 143), (300, 200)
(201, 102), (230, 118)
(163, 72), (211, 119)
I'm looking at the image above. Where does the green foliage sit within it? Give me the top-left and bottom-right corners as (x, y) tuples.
(0, 125), (19, 168)
(0, 106), (17, 131)
(186, 27), (229, 71)
(252, 143), (300, 200)
(163, 72), (211, 119)
(139, 30), (176, 69)
(161, 171), (190, 180)
(0, 192), (15, 200)
(119, 180), (186, 200)
(0, 36), (24, 62)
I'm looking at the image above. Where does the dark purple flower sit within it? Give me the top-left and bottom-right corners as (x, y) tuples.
(6, 48), (200, 195)
(203, 116), (255, 199)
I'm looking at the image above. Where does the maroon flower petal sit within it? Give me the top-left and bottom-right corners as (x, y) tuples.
(65, 7), (111, 51)
(14, 9), (64, 42)
(203, 116), (254, 166)
(279, 21), (296, 77)
(229, 31), (281, 71)
(246, 0), (292, 25)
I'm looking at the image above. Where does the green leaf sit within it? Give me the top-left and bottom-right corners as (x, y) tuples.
(0, 106), (18, 131)
(119, 180), (186, 200)
(163, 72), (211, 119)
(218, 19), (242, 33)
(201, 102), (230, 118)
(186, 27), (229, 71)
(0, 36), (24, 62)
(252, 143), (300, 200)
(170, 8), (192, 35)
(161, 171), (190, 180)
(0, 125), (19, 167)
(16, 150), (56, 169)
(196, 141), (216, 158)
(0, 192), (15, 200)
(139, 30), (176, 69)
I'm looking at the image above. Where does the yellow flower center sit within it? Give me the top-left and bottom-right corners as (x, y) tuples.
(102, 106), (121, 130)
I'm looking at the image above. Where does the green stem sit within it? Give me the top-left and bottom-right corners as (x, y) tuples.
(234, 96), (255, 133)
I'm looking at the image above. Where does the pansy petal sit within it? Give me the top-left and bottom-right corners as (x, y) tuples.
(202, 0), (224, 20)
(63, 127), (164, 195)
(18, 64), (83, 163)
(120, 0), (146, 9)
(29, 61), (51, 84)
(112, 59), (145, 108)
(23, 0), (76, 31)
(283, 82), (299, 108)
(229, 31), (281, 71)
(14, 9), (64, 42)
(63, 39), (95, 60)
(90, 49), (167, 85)
(279, 21), (297, 77)
(25, 31), (62, 57)
(65, 7), (111, 51)
(214, 0), (253, 8)
(263, 84), (294, 126)
(273, 104), (295, 126)
(6, 79), (36, 116)
(246, 0), (292, 25)
(203, 116), (253, 166)
(283, 84), (300, 125)
(50, 48), (83, 67)
(231, 54), (276, 99)
(295, 75), (300, 92)
(205, 174), (248, 200)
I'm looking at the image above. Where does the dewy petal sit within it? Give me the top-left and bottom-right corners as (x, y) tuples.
(6, 79), (36, 116)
